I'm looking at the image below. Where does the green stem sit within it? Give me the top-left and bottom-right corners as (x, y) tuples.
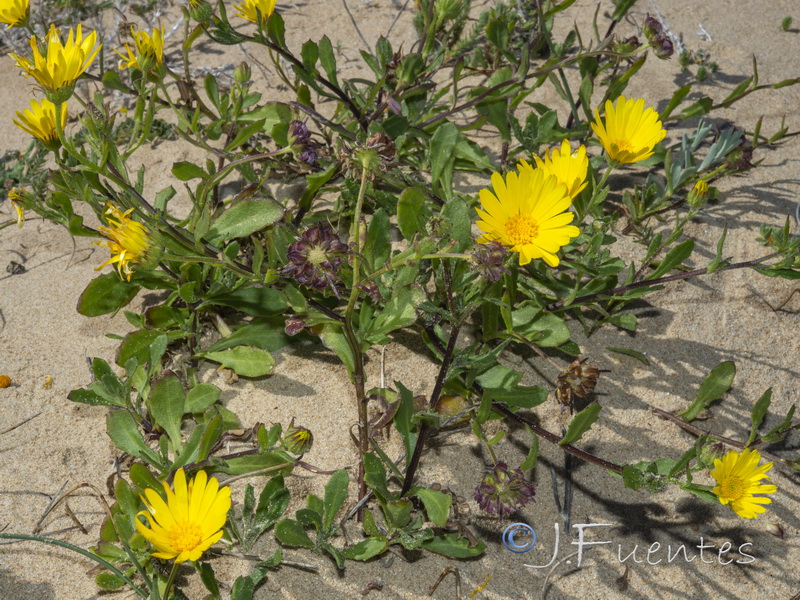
(342, 167), (371, 512)
(558, 67), (581, 128)
(0, 533), (149, 598)
(163, 561), (179, 600)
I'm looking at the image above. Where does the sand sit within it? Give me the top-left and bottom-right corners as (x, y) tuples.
(1, 0), (799, 598)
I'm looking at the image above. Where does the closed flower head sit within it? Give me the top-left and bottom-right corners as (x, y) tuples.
(519, 140), (589, 199)
(14, 97), (66, 149)
(711, 448), (777, 519)
(0, 0), (29, 27)
(136, 469), (231, 563)
(474, 462), (535, 516)
(11, 24), (101, 102)
(591, 96), (666, 164)
(476, 167), (580, 267)
(117, 26), (165, 74)
(234, 0), (277, 24)
(95, 203), (150, 281)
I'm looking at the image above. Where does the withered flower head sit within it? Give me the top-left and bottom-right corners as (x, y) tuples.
(555, 358), (601, 412)
(280, 223), (348, 296)
(471, 240), (510, 283)
(339, 132), (396, 179)
(474, 462), (535, 516)
(642, 14), (673, 59)
(725, 139), (754, 172)
(284, 316), (306, 336)
(289, 119), (318, 166)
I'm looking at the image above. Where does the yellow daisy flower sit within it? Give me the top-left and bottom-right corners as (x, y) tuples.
(95, 203), (150, 281)
(591, 96), (666, 164)
(519, 140), (589, 199)
(117, 26), (165, 72)
(11, 24), (101, 102)
(13, 97), (67, 148)
(233, 0), (277, 24)
(476, 167), (580, 267)
(8, 188), (25, 228)
(710, 448), (777, 519)
(0, 0), (29, 27)
(136, 469), (231, 563)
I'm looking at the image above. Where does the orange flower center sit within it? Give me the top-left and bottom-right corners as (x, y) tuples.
(505, 214), (539, 245)
(168, 521), (203, 552)
(719, 476), (745, 501)
(613, 139), (635, 154)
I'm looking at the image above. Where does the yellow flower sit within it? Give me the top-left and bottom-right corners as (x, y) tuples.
(591, 96), (666, 164)
(117, 26), (165, 72)
(13, 97), (67, 148)
(95, 203), (150, 281)
(710, 448), (777, 519)
(0, 0), (29, 27)
(476, 168), (580, 267)
(519, 140), (588, 199)
(11, 24), (101, 101)
(8, 188), (25, 227)
(136, 469), (231, 563)
(233, 0), (277, 24)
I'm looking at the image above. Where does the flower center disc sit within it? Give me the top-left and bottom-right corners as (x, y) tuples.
(168, 521), (203, 552)
(505, 214), (539, 246)
(613, 139), (635, 154)
(719, 476), (746, 501)
(306, 246), (328, 267)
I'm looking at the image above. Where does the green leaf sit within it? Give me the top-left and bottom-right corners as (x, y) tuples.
(95, 572), (126, 590)
(322, 469), (349, 533)
(255, 476), (290, 531)
(197, 562), (222, 600)
(660, 84), (692, 120)
(207, 287), (288, 316)
(680, 97), (713, 119)
(319, 324), (355, 376)
(185, 383), (221, 413)
(611, 0), (638, 20)
(760, 404), (796, 443)
(215, 451), (294, 476)
(341, 537), (388, 561)
(747, 388), (772, 447)
(519, 426), (539, 471)
(647, 240), (695, 280)
(412, 487), (451, 527)
(394, 382), (417, 462)
(363, 452), (392, 502)
(107, 410), (161, 465)
(116, 329), (164, 367)
(367, 285), (425, 342)
(77, 272), (140, 317)
(363, 209), (391, 272)
(129, 462), (162, 491)
(511, 304), (570, 347)
(275, 519), (314, 548)
(149, 374), (186, 450)
(197, 414), (223, 462)
(421, 533), (485, 558)
(205, 199), (283, 244)
(680, 483), (719, 503)
(559, 402), (602, 445)
(317, 36), (338, 84)
(678, 361), (736, 422)
(172, 161), (207, 181)
(67, 387), (125, 408)
(668, 439), (702, 477)
(430, 122), (459, 198)
(607, 346), (650, 365)
(621, 464), (642, 490)
(199, 346), (276, 378)
(397, 188), (430, 239)
(441, 197), (472, 252)
(225, 120), (268, 152)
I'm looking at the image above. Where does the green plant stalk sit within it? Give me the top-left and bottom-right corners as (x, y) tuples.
(546, 250), (782, 311)
(342, 166), (371, 510)
(0, 533), (149, 598)
(558, 67), (582, 128)
(163, 561), (179, 600)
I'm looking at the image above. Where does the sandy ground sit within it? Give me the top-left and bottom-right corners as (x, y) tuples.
(1, 0), (800, 598)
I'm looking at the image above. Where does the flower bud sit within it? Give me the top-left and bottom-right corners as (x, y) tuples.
(187, 0), (214, 24)
(283, 422), (313, 454)
(688, 179), (709, 208)
(234, 61), (252, 85)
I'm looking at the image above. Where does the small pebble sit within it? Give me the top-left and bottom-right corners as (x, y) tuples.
(0, 375), (11, 388)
